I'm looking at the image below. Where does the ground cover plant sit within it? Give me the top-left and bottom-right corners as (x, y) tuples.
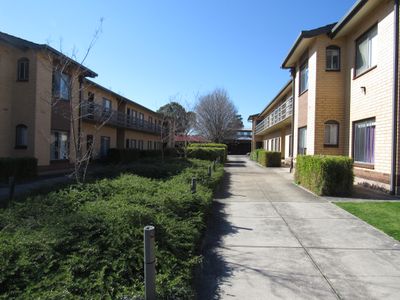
(0, 158), (224, 299)
(335, 202), (400, 241)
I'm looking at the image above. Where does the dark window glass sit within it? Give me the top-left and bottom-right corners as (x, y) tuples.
(298, 127), (307, 155)
(53, 71), (70, 100)
(324, 121), (339, 146)
(17, 58), (29, 81)
(354, 119), (375, 164)
(299, 61), (308, 94)
(326, 46), (340, 71)
(100, 136), (110, 158)
(15, 124), (28, 148)
(51, 131), (69, 160)
(356, 26), (377, 76)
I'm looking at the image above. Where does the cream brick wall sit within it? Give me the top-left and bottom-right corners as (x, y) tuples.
(345, 1), (394, 175)
(314, 35), (347, 156)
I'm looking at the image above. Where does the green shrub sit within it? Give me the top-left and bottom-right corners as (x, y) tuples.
(249, 149), (263, 161)
(257, 151), (281, 167)
(0, 157), (38, 183)
(108, 149), (162, 163)
(0, 158), (224, 299)
(188, 143), (227, 150)
(188, 143), (227, 160)
(295, 155), (354, 196)
(186, 147), (225, 162)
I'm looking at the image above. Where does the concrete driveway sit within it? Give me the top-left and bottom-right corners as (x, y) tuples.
(196, 155), (400, 299)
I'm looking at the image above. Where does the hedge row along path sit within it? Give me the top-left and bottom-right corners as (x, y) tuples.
(197, 155), (400, 299)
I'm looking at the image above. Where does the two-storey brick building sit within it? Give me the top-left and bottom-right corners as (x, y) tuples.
(0, 31), (162, 171)
(251, 0), (400, 193)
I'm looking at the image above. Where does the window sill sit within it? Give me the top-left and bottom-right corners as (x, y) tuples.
(14, 145), (27, 149)
(353, 65), (377, 80)
(323, 144), (339, 148)
(325, 69), (341, 72)
(299, 89), (308, 97)
(354, 162), (374, 169)
(16, 79), (29, 82)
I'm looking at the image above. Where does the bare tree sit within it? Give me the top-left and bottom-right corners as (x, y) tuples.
(195, 88), (241, 142)
(40, 19), (105, 183)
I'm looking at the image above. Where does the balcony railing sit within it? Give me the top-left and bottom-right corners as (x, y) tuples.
(255, 96), (293, 135)
(81, 101), (161, 135)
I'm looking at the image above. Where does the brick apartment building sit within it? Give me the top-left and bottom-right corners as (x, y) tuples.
(250, 0), (400, 193)
(0, 31), (162, 171)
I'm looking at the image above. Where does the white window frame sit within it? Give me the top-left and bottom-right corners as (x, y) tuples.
(51, 131), (69, 160)
(355, 25), (378, 77)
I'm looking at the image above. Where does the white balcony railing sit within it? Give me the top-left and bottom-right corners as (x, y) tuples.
(255, 96), (293, 135)
(80, 100), (162, 135)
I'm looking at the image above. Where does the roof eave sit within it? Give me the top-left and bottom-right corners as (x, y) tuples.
(43, 45), (98, 78)
(330, 0), (368, 38)
(258, 80), (292, 117)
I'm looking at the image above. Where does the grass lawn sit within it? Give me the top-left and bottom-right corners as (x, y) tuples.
(0, 158), (224, 299)
(335, 202), (400, 241)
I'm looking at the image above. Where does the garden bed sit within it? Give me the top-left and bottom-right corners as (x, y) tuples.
(0, 158), (224, 299)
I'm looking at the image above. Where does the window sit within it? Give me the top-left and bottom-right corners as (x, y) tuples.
(326, 46), (340, 71)
(324, 121), (339, 146)
(103, 98), (111, 112)
(138, 140), (144, 150)
(53, 71), (70, 100)
(87, 92), (95, 119)
(100, 136), (110, 158)
(15, 124), (28, 148)
(148, 140), (152, 150)
(127, 108), (132, 124)
(51, 131), (69, 160)
(298, 127), (307, 155)
(139, 113), (144, 126)
(355, 25), (377, 76)
(299, 60), (308, 94)
(126, 139), (137, 149)
(288, 134), (293, 157)
(353, 119), (375, 164)
(17, 58), (29, 81)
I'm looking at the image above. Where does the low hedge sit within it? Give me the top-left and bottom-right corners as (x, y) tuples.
(188, 143), (227, 160)
(0, 157), (38, 183)
(108, 149), (162, 163)
(295, 155), (354, 196)
(249, 149), (263, 161)
(186, 147), (226, 162)
(257, 151), (281, 167)
(0, 158), (224, 299)
(188, 143), (227, 150)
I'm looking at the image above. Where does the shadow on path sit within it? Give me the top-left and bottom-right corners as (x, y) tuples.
(195, 171), (238, 299)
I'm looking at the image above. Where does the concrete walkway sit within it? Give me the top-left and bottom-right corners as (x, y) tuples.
(197, 155), (400, 299)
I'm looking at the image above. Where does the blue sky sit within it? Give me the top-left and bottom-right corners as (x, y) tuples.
(1, 0), (354, 128)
